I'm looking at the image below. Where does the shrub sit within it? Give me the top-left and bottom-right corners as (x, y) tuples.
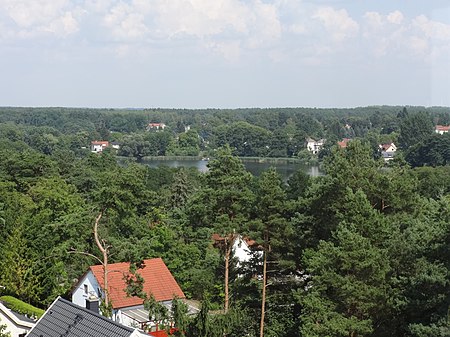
(0, 296), (44, 319)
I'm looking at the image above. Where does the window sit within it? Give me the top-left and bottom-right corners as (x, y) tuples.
(84, 284), (88, 294)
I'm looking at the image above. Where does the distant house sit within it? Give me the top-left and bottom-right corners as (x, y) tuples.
(305, 138), (325, 154)
(337, 138), (351, 148)
(0, 301), (36, 337)
(111, 142), (121, 150)
(146, 123), (166, 131)
(379, 142), (397, 162)
(212, 234), (263, 270)
(27, 297), (147, 337)
(71, 258), (190, 331)
(435, 125), (450, 134)
(91, 141), (110, 153)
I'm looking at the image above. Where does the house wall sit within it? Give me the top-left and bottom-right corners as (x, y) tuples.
(233, 236), (263, 269)
(91, 144), (104, 152)
(233, 237), (252, 265)
(306, 140), (323, 154)
(72, 271), (101, 309)
(0, 303), (34, 337)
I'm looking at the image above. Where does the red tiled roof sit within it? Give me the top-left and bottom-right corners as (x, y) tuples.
(337, 138), (351, 148)
(90, 258), (185, 309)
(436, 125), (450, 132)
(91, 141), (109, 146)
(380, 143), (393, 151)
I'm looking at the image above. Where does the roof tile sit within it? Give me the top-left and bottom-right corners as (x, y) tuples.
(90, 258), (185, 309)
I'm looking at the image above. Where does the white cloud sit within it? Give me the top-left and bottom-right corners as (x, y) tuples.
(312, 6), (359, 42)
(0, 0), (80, 38)
(47, 11), (79, 36)
(409, 36), (428, 56)
(288, 23), (307, 34)
(412, 14), (450, 41)
(103, 2), (148, 40)
(362, 10), (450, 61)
(2, 0), (450, 66)
(208, 40), (241, 62)
(387, 10), (403, 25)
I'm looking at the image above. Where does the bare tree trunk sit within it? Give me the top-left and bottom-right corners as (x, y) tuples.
(224, 233), (237, 314)
(93, 211), (109, 308)
(260, 241), (268, 337)
(224, 241), (231, 314)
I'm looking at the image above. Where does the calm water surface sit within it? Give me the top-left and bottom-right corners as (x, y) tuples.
(140, 159), (322, 180)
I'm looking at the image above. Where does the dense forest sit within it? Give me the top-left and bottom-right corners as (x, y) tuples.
(0, 106), (449, 337)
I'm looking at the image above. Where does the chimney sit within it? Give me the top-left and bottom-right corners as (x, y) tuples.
(86, 295), (99, 314)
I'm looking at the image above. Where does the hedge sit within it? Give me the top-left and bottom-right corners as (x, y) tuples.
(0, 296), (44, 319)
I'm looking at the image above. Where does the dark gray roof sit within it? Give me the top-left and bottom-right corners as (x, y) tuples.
(27, 297), (135, 337)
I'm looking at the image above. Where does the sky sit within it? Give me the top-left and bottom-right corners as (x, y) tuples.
(1, 0), (450, 109)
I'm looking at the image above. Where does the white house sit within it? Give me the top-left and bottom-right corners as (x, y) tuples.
(379, 142), (397, 162)
(111, 142), (121, 150)
(0, 301), (36, 337)
(71, 258), (188, 332)
(306, 138), (325, 154)
(91, 141), (110, 153)
(146, 123), (166, 131)
(435, 125), (450, 134)
(212, 234), (263, 271)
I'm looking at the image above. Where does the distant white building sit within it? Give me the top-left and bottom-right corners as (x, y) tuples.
(435, 125), (450, 134)
(379, 142), (397, 162)
(71, 258), (192, 332)
(146, 123), (166, 131)
(111, 142), (121, 150)
(306, 138), (325, 154)
(91, 141), (109, 153)
(212, 234), (263, 271)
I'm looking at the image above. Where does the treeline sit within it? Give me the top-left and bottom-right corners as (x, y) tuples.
(0, 107), (449, 336)
(0, 106), (449, 161)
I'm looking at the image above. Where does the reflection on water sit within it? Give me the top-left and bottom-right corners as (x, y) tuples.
(140, 158), (322, 180)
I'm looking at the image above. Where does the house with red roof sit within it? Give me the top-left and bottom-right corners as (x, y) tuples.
(435, 125), (450, 134)
(337, 138), (351, 148)
(379, 142), (397, 162)
(212, 234), (263, 271)
(91, 140), (110, 153)
(146, 123), (166, 131)
(71, 258), (187, 332)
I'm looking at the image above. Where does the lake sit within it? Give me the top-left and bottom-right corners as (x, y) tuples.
(139, 158), (322, 180)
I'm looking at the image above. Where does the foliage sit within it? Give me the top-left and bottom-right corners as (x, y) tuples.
(398, 111), (434, 149)
(0, 107), (449, 337)
(0, 296), (45, 318)
(0, 320), (10, 337)
(405, 133), (450, 167)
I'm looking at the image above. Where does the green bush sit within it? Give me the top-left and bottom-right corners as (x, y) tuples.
(0, 296), (44, 319)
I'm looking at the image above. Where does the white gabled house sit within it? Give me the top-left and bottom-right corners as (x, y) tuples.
(71, 258), (190, 332)
(146, 123), (166, 131)
(305, 138), (325, 155)
(379, 142), (397, 162)
(435, 125), (450, 134)
(91, 141), (110, 153)
(212, 234), (263, 270)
